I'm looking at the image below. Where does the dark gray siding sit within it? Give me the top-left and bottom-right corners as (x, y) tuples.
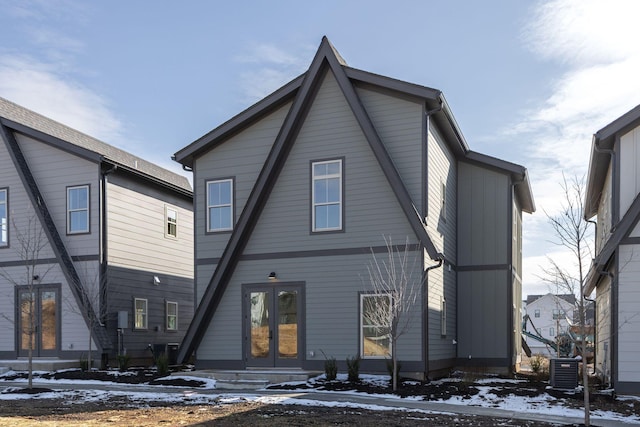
(106, 265), (194, 359)
(456, 162), (512, 365)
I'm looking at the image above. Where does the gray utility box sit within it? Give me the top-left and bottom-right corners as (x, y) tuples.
(550, 358), (579, 389)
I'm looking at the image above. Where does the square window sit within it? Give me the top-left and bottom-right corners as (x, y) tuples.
(166, 301), (178, 331)
(207, 179), (233, 232)
(360, 293), (391, 358)
(67, 185), (89, 234)
(312, 159), (342, 232)
(134, 298), (148, 329)
(166, 206), (177, 238)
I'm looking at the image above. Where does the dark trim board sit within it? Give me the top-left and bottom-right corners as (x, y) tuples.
(456, 264), (510, 272)
(195, 244), (421, 265)
(0, 254), (99, 268)
(616, 381), (640, 395)
(455, 357), (511, 367)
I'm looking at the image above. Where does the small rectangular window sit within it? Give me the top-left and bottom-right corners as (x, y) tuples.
(534, 309), (540, 318)
(67, 185), (89, 234)
(134, 298), (148, 329)
(0, 188), (7, 247)
(207, 179), (233, 232)
(166, 301), (178, 331)
(549, 327), (555, 337)
(166, 206), (177, 238)
(360, 293), (391, 358)
(312, 159), (342, 232)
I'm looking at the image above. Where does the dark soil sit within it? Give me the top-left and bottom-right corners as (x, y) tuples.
(0, 369), (637, 426)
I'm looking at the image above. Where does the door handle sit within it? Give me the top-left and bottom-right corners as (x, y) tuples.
(269, 330), (273, 340)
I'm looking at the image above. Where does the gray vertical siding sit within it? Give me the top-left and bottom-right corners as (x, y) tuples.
(457, 161), (512, 363)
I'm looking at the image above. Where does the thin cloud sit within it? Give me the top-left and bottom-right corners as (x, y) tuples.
(234, 42), (314, 104)
(0, 55), (123, 144)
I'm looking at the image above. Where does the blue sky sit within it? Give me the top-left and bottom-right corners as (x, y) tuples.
(0, 0), (638, 296)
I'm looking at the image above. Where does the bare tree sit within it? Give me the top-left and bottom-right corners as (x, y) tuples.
(541, 174), (593, 426)
(363, 235), (422, 391)
(63, 264), (106, 370)
(0, 214), (55, 389)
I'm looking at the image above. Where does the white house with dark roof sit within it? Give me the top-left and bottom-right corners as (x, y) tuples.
(0, 97), (194, 366)
(584, 103), (640, 394)
(173, 37), (534, 379)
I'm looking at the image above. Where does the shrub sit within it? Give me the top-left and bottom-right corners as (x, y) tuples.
(346, 355), (360, 382)
(530, 354), (549, 380)
(324, 356), (338, 381)
(79, 358), (89, 372)
(117, 354), (131, 372)
(156, 353), (170, 375)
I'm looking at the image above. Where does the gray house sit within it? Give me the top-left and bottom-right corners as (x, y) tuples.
(0, 97), (194, 365)
(584, 103), (640, 394)
(174, 37), (534, 378)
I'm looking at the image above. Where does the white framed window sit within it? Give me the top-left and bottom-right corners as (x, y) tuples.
(67, 185), (89, 234)
(134, 298), (148, 329)
(441, 296), (447, 337)
(166, 301), (178, 331)
(360, 293), (391, 358)
(534, 309), (540, 318)
(549, 327), (555, 337)
(0, 188), (7, 247)
(552, 308), (565, 320)
(206, 179), (233, 232)
(165, 206), (178, 238)
(312, 159), (342, 232)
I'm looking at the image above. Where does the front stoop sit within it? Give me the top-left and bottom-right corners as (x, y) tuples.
(180, 369), (322, 390)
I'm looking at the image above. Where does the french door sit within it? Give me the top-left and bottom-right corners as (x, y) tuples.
(17, 286), (60, 357)
(244, 283), (303, 367)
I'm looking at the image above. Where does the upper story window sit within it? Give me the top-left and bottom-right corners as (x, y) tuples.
(207, 179), (233, 232)
(67, 185), (89, 234)
(0, 188), (7, 247)
(552, 308), (566, 320)
(166, 206), (177, 238)
(312, 159), (342, 232)
(534, 309), (540, 318)
(134, 298), (148, 329)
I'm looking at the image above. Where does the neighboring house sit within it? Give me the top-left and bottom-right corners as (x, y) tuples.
(173, 37), (534, 378)
(584, 103), (640, 394)
(0, 97), (194, 364)
(523, 293), (576, 357)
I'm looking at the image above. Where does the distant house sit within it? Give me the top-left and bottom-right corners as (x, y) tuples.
(173, 37), (534, 378)
(584, 104), (640, 394)
(0, 97), (194, 364)
(523, 293), (576, 357)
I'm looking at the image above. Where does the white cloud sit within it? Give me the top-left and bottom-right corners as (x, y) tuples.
(515, 0), (640, 295)
(0, 55), (124, 144)
(234, 42), (314, 103)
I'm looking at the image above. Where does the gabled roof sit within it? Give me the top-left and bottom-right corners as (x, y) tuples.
(585, 104), (640, 219)
(0, 96), (192, 194)
(525, 293), (576, 306)
(464, 151), (535, 213)
(174, 36), (534, 363)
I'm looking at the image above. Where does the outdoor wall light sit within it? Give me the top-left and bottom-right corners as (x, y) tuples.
(268, 272), (277, 280)
(153, 275), (161, 285)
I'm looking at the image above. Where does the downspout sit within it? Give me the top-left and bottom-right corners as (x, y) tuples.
(423, 99), (443, 220)
(423, 255), (444, 379)
(100, 164), (117, 352)
(593, 139), (616, 223)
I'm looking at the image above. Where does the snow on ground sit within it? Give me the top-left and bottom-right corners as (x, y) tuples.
(0, 371), (639, 424)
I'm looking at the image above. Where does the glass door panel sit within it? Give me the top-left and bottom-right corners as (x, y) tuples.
(277, 290), (298, 359)
(19, 291), (34, 352)
(40, 291), (57, 351)
(250, 291), (271, 360)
